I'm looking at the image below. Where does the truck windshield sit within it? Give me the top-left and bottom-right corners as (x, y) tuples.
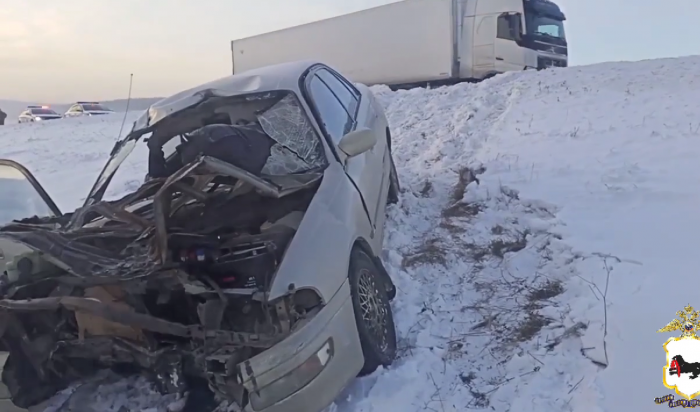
(528, 15), (565, 39)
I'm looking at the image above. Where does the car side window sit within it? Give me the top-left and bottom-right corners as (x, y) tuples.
(308, 74), (354, 144)
(75, 106), (83, 112)
(316, 69), (360, 118)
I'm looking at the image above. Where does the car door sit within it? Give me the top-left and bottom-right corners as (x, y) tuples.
(0, 159), (62, 224)
(0, 159), (62, 283)
(317, 70), (391, 230)
(304, 66), (387, 234)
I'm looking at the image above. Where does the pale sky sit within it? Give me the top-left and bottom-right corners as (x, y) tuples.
(1, 0), (698, 102)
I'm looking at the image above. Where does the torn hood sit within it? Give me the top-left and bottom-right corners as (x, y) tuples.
(0, 154), (321, 288)
(132, 59), (317, 131)
(85, 67), (322, 208)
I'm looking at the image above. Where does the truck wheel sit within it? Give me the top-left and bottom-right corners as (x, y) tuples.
(387, 156), (400, 204)
(349, 249), (397, 376)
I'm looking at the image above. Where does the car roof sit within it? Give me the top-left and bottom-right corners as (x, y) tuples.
(132, 59), (321, 133)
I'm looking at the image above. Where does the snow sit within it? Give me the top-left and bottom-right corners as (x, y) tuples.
(3, 55), (700, 411)
(0, 113), (147, 211)
(39, 372), (184, 412)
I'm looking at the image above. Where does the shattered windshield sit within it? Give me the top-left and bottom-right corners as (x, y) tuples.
(88, 91), (327, 204)
(257, 94), (326, 175)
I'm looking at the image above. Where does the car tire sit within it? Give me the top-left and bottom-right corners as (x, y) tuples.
(349, 248), (397, 376)
(387, 156), (400, 204)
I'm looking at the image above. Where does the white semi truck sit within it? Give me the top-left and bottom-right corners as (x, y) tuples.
(230, 0), (568, 88)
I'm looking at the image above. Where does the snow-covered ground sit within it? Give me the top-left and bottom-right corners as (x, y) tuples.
(0, 113), (147, 210)
(2, 55), (700, 411)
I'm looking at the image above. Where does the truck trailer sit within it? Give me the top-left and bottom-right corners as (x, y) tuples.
(230, 0), (568, 89)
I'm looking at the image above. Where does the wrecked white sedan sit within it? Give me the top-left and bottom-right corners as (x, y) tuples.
(0, 60), (401, 412)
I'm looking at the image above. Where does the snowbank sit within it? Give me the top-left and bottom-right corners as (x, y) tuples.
(2, 55), (700, 411)
(341, 73), (599, 412)
(459, 56), (700, 410)
(366, 55), (700, 412)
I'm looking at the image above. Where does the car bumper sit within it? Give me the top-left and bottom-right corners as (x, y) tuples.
(239, 280), (363, 412)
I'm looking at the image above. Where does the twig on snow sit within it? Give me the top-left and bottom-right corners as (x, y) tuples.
(575, 256), (616, 367)
(568, 376), (585, 394)
(528, 351), (544, 366)
(584, 251), (642, 266)
(428, 372), (445, 412)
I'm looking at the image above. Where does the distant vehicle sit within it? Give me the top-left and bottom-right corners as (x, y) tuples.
(17, 106), (62, 123)
(230, 0), (567, 89)
(63, 102), (114, 117)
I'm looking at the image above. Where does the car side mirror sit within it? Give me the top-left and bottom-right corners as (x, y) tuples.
(338, 128), (377, 158)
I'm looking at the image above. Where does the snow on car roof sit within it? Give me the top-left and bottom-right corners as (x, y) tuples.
(132, 59), (322, 133)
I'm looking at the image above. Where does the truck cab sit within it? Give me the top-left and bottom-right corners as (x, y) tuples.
(522, 0), (567, 69)
(462, 0), (567, 79)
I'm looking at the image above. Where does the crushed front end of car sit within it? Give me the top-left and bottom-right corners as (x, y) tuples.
(0, 90), (333, 410)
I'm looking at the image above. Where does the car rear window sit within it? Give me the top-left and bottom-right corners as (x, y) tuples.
(82, 104), (110, 111)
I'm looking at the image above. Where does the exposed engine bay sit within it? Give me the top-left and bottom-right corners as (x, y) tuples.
(0, 91), (329, 410)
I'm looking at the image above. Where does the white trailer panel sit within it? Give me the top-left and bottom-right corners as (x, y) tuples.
(231, 0), (455, 86)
